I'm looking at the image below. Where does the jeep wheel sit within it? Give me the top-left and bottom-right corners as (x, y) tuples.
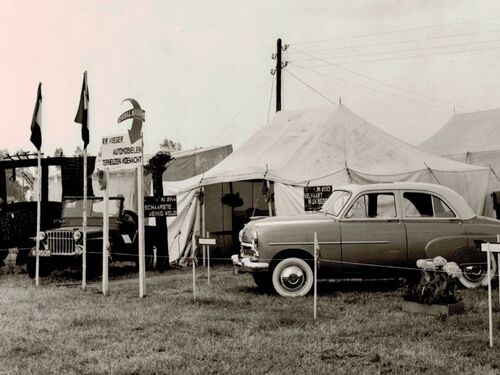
(459, 257), (497, 289)
(252, 272), (272, 291)
(27, 257), (51, 279)
(272, 257), (313, 297)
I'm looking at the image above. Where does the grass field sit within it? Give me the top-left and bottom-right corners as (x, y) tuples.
(1, 258), (500, 375)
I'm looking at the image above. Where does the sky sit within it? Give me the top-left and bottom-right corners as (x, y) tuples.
(2, 1), (500, 157)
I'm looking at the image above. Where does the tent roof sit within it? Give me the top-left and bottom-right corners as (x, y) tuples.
(200, 105), (486, 186)
(420, 107), (500, 156)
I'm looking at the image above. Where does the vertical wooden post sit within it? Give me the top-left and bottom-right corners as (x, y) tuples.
(102, 168), (109, 295)
(192, 234), (196, 301)
(207, 231), (210, 286)
(138, 162), (146, 297)
(266, 179), (273, 217)
(313, 232), (318, 321)
(487, 242), (493, 348)
(35, 150), (41, 286)
(82, 149), (87, 289)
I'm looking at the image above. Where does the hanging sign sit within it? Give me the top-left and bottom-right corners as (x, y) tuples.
(118, 98), (145, 144)
(144, 195), (177, 217)
(304, 185), (333, 212)
(100, 133), (143, 169)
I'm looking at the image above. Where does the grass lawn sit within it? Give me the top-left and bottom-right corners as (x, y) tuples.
(1, 259), (500, 374)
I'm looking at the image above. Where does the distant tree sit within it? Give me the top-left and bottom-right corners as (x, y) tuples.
(0, 149), (8, 160)
(160, 139), (182, 153)
(74, 146), (84, 157)
(54, 148), (64, 157)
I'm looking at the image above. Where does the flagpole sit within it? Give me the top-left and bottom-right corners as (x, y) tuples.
(82, 148), (87, 289)
(35, 149), (41, 286)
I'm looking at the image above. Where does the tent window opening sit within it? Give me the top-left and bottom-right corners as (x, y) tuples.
(345, 193), (396, 219)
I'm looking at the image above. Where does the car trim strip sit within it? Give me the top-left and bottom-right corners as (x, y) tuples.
(268, 240), (391, 246)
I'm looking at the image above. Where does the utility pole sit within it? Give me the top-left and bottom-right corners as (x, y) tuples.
(272, 38), (288, 113)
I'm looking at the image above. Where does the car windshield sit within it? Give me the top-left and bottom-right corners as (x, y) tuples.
(63, 198), (122, 218)
(320, 190), (351, 217)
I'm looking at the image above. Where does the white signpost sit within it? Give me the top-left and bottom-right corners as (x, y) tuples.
(198, 234), (216, 285)
(481, 240), (500, 348)
(100, 99), (146, 298)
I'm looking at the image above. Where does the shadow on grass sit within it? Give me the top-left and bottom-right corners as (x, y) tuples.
(238, 278), (403, 296)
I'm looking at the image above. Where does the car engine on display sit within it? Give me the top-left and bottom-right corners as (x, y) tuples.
(232, 182), (500, 297)
(25, 196), (145, 278)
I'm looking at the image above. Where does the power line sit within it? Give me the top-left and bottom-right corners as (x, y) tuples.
(290, 47), (470, 111)
(267, 73), (275, 122)
(291, 16), (500, 45)
(211, 77), (271, 143)
(289, 28), (500, 54)
(284, 69), (337, 106)
(287, 65), (453, 111)
(301, 42), (500, 66)
(292, 37), (500, 63)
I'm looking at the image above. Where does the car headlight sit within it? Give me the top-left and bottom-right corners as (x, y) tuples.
(73, 231), (82, 241)
(238, 229), (244, 243)
(250, 229), (258, 245)
(38, 231), (46, 241)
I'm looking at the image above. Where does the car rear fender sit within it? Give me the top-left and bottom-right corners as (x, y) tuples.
(424, 235), (469, 261)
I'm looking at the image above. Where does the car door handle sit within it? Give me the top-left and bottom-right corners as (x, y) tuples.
(387, 219), (401, 223)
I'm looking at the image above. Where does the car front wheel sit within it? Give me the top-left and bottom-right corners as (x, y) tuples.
(272, 257), (313, 297)
(458, 257), (497, 289)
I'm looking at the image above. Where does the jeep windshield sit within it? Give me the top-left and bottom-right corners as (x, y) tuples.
(62, 198), (122, 218)
(320, 190), (351, 217)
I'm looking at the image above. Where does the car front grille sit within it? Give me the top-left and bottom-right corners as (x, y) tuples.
(46, 230), (76, 255)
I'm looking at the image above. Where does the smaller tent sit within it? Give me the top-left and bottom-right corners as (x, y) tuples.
(420, 108), (500, 217)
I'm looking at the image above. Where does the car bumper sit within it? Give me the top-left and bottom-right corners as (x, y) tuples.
(231, 254), (269, 273)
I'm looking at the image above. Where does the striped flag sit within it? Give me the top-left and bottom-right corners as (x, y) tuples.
(74, 71), (89, 148)
(30, 83), (42, 150)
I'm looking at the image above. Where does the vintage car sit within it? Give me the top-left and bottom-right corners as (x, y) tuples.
(232, 182), (500, 297)
(26, 196), (144, 278)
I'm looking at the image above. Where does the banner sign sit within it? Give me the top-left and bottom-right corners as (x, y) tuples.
(144, 196), (177, 217)
(100, 133), (143, 169)
(117, 108), (145, 123)
(303, 185), (333, 212)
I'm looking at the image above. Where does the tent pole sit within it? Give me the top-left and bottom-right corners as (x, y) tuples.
(266, 179), (272, 217)
(201, 186), (206, 267)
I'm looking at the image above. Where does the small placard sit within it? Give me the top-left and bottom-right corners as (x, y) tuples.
(481, 243), (500, 253)
(144, 196), (177, 217)
(304, 185), (333, 212)
(198, 238), (216, 246)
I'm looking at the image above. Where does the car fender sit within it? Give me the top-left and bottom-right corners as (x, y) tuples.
(424, 235), (469, 260)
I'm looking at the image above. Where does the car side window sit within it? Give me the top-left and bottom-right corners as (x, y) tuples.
(403, 192), (456, 218)
(432, 195), (456, 218)
(346, 193), (396, 219)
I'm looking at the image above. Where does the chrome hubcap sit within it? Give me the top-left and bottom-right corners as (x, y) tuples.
(462, 264), (486, 282)
(280, 265), (306, 292)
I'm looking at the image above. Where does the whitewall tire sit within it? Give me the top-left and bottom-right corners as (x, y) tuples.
(272, 257), (313, 297)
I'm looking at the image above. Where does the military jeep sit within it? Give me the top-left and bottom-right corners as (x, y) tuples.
(26, 196), (146, 278)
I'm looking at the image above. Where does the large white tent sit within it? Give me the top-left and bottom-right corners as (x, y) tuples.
(166, 105), (490, 263)
(420, 108), (500, 217)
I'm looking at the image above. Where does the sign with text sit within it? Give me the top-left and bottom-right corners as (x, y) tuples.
(304, 185), (333, 212)
(144, 196), (177, 217)
(100, 133), (143, 169)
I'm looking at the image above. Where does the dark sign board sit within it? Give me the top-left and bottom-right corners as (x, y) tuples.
(144, 196), (177, 217)
(303, 186), (332, 212)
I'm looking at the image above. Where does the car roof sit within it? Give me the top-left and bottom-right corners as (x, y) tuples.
(335, 182), (476, 219)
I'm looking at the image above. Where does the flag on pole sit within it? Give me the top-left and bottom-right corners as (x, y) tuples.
(30, 83), (42, 150)
(75, 71), (89, 148)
